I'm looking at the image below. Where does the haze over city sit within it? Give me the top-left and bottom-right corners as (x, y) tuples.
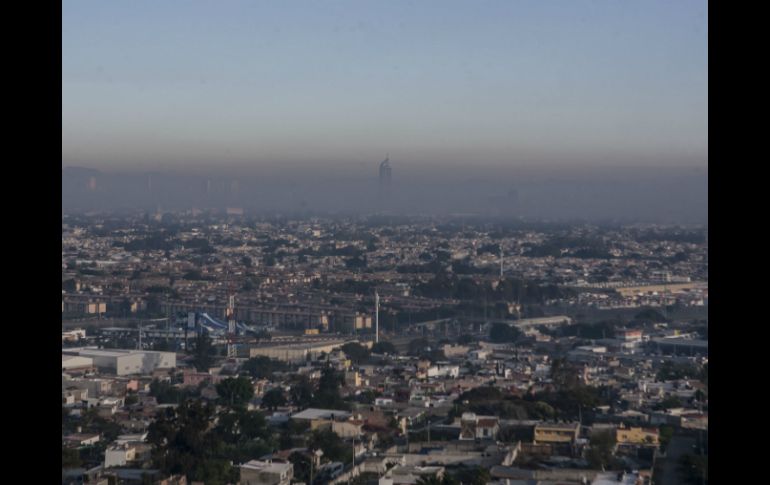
(64, 1), (707, 203)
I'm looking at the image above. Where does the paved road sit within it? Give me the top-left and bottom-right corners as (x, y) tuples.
(657, 434), (696, 485)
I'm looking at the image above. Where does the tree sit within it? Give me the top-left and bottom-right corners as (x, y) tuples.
(312, 366), (350, 410)
(290, 376), (314, 408)
(371, 341), (397, 354)
(308, 428), (351, 464)
(62, 447), (81, 468)
(289, 451), (312, 483)
(62, 278), (78, 292)
(216, 376), (255, 408)
(489, 323), (521, 343)
(192, 333), (214, 372)
(242, 356), (288, 380)
(340, 342), (370, 364)
(214, 409), (270, 445)
(148, 400), (237, 484)
(262, 388), (287, 410)
(586, 430), (616, 470)
(549, 358), (579, 390)
(657, 361), (698, 381)
(678, 453), (708, 484)
(655, 395), (683, 411)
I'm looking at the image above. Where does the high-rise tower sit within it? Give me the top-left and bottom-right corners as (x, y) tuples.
(378, 155), (392, 199)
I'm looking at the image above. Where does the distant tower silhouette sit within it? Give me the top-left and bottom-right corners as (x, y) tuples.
(378, 154), (392, 199)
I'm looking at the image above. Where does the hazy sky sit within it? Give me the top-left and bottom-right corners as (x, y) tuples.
(63, 1), (707, 170)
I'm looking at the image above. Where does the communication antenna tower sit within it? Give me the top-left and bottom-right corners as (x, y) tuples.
(226, 270), (237, 358)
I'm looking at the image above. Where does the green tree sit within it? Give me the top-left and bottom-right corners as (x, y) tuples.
(262, 388), (287, 410)
(312, 367), (350, 410)
(549, 358), (579, 390)
(678, 454), (708, 484)
(586, 430), (616, 470)
(242, 356), (288, 380)
(290, 376), (315, 408)
(289, 451), (312, 483)
(489, 323), (521, 343)
(340, 342), (371, 364)
(308, 428), (351, 464)
(62, 447), (81, 468)
(192, 333), (214, 372)
(148, 400), (237, 485)
(371, 341), (397, 354)
(216, 376), (255, 408)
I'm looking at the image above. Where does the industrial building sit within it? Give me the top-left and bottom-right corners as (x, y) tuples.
(63, 348), (176, 376)
(62, 354), (94, 373)
(248, 338), (368, 364)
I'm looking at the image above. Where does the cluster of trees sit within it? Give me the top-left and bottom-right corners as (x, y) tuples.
(586, 430), (618, 469)
(149, 379), (200, 404)
(407, 338), (445, 362)
(148, 400), (270, 484)
(656, 361), (700, 381)
(216, 377), (255, 407)
(414, 274), (572, 305)
(523, 236), (614, 259)
(678, 453), (708, 484)
(325, 279), (377, 295)
(282, 366), (351, 411)
(561, 320), (618, 340)
(241, 356), (291, 380)
(489, 323), (521, 343)
(63, 406), (124, 470)
(450, 387), (557, 422)
(191, 333), (217, 372)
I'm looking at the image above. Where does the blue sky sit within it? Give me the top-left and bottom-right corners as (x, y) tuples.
(63, 1), (707, 169)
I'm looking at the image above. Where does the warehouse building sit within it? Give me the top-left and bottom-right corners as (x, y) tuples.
(248, 339), (367, 364)
(63, 348), (176, 376)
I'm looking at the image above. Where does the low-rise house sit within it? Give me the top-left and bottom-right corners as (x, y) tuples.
(239, 460), (293, 485)
(615, 426), (660, 447)
(104, 443), (137, 468)
(332, 418), (364, 438)
(64, 433), (101, 447)
(459, 413), (500, 440)
(533, 422), (580, 445)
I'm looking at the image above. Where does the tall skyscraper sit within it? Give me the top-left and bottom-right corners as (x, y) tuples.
(378, 154), (392, 199)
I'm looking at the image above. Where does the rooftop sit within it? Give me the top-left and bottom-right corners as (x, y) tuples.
(291, 408), (352, 421)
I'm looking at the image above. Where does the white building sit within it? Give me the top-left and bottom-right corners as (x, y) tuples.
(62, 354), (94, 372)
(63, 348), (176, 376)
(239, 460), (293, 485)
(104, 444), (137, 468)
(427, 363), (460, 378)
